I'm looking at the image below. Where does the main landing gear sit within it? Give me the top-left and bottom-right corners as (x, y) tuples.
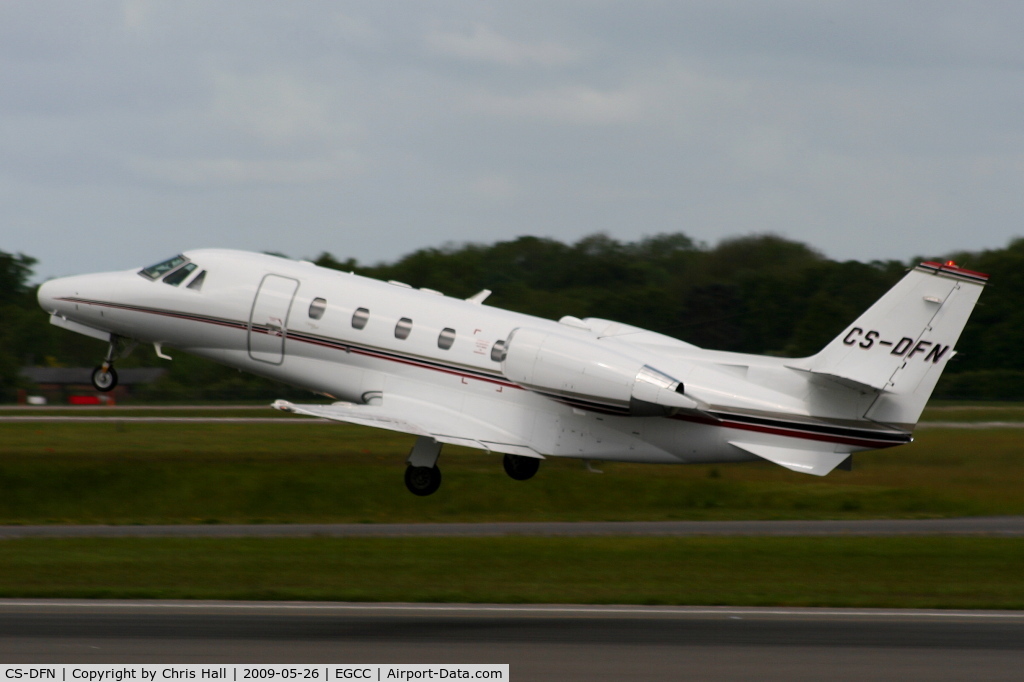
(503, 453), (540, 481)
(91, 335), (138, 392)
(401, 439), (544, 495)
(405, 436), (443, 496)
(404, 464), (442, 496)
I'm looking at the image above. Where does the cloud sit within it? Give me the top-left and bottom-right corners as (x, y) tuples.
(470, 174), (521, 201)
(209, 70), (352, 146)
(126, 151), (363, 187)
(466, 85), (646, 125)
(108, 68), (370, 188)
(121, 0), (157, 32)
(5, 2), (1024, 281)
(426, 23), (578, 67)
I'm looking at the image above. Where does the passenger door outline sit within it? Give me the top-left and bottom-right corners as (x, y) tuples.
(248, 274), (300, 365)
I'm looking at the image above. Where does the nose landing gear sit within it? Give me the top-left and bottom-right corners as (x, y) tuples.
(91, 364), (118, 392)
(91, 335), (138, 392)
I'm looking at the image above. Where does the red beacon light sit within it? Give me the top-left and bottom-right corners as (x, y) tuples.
(944, 260), (958, 267)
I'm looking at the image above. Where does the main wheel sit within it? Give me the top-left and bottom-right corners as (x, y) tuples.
(404, 464), (442, 496)
(503, 453), (540, 481)
(91, 365), (118, 392)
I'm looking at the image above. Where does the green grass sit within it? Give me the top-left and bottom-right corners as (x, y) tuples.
(0, 407), (305, 418)
(3, 412), (1023, 610)
(0, 536), (1021, 609)
(2, 420), (1024, 523)
(920, 404), (1024, 422)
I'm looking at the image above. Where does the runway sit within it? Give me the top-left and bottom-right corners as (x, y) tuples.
(2, 516), (1024, 538)
(1, 600), (1022, 680)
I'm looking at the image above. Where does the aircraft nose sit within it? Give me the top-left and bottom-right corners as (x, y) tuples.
(37, 274), (113, 317)
(37, 278), (62, 314)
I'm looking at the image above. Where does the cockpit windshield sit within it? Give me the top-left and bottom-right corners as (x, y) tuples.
(162, 262), (198, 286)
(139, 255), (189, 280)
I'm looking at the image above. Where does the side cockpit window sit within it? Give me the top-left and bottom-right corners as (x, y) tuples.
(162, 262), (197, 286)
(139, 255), (189, 280)
(186, 270), (206, 291)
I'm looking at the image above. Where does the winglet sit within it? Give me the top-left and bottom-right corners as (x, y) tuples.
(272, 399), (297, 413)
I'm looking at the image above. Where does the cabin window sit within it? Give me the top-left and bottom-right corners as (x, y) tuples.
(139, 255), (188, 280)
(352, 308), (370, 329)
(186, 270), (206, 291)
(162, 262), (197, 286)
(308, 298), (327, 320)
(395, 317), (413, 340)
(491, 340), (507, 363)
(438, 328), (456, 350)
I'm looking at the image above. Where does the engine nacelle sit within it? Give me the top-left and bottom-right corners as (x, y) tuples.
(500, 327), (698, 416)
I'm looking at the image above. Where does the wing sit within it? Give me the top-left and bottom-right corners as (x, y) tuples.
(273, 397), (543, 459)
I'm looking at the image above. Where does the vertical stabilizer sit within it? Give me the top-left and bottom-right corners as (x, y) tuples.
(795, 261), (987, 427)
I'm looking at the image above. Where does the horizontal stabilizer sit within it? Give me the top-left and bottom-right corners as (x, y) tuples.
(272, 398), (543, 459)
(729, 440), (850, 477)
(785, 365), (889, 393)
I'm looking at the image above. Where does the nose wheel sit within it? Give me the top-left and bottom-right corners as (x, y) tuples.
(91, 335), (138, 392)
(91, 364), (119, 392)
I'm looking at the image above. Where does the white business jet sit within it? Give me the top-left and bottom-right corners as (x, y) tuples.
(37, 250), (986, 495)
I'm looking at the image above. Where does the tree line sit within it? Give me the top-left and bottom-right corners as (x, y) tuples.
(3, 233), (1022, 402)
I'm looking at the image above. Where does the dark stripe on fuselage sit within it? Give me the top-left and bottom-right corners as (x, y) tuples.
(285, 328), (517, 388)
(57, 297), (249, 332)
(59, 297), (912, 448)
(57, 297), (516, 388)
(674, 410), (911, 449)
(526, 389), (633, 416)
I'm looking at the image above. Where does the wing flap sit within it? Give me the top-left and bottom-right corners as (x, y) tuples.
(729, 440), (850, 477)
(273, 398), (543, 458)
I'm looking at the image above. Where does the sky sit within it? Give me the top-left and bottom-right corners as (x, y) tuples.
(2, 1), (1023, 281)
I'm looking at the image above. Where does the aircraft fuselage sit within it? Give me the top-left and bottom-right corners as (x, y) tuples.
(38, 248), (984, 490)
